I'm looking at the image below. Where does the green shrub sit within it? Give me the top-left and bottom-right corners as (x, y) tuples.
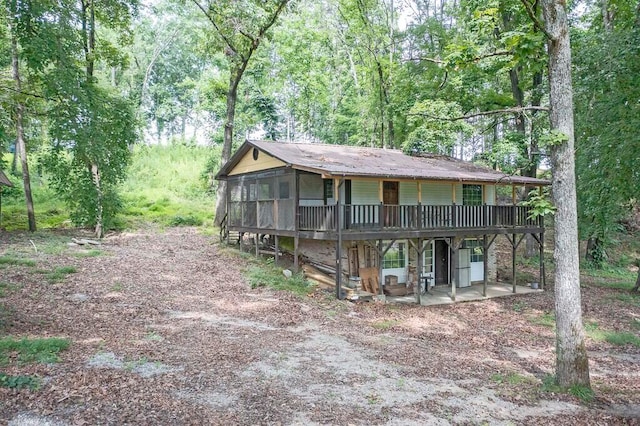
(0, 373), (40, 389)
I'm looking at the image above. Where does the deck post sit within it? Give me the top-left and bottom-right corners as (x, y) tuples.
(539, 231), (545, 290)
(255, 234), (259, 257)
(336, 181), (344, 300)
(274, 235), (279, 265)
(450, 237), (457, 301)
(378, 239), (384, 297)
(416, 237), (423, 304)
(512, 233), (517, 293)
(294, 235), (299, 272)
(483, 234), (488, 297)
(239, 232), (244, 253)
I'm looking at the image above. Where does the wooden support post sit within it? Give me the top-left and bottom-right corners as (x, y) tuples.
(239, 232), (244, 253)
(255, 234), (259, 257)
(378, 239), (384, 297)
(294, 235), (299, 272)
(512, 233), (517, 293)
(416, 237), (423, 304)
(483, 234), (488, 297)
(450, 238), (457, 302)
(336, 239), (343, 299)
(274, 235), (279, 265)
(539, 231), (545, 290)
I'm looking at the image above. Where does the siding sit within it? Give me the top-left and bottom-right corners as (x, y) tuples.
(454, 183), (463, 204)
(228, 149), (285, 175)
(422, 182), (453, 205)
(399, 182), (419, 205)
(485, 185), (496, 205)
(351, 180), (380, 204)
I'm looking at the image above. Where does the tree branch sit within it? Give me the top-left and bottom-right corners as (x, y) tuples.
(190, 0), (240, 57)
(0, 85), (56, 102)
(519, 0), (551, 39)
(405, 50), (514, 66)
(408, 106), (549, 121)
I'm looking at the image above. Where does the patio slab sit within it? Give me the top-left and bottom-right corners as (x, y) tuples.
(386, 283), (543, 306)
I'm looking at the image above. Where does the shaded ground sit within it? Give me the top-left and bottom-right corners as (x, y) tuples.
(0, 227), (639, 425)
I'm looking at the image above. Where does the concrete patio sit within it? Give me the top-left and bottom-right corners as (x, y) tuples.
(386, 282), (543, 306)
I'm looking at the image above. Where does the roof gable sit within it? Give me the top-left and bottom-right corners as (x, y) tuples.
(0, 169), (12, 187)
(217, 140), (550, 186)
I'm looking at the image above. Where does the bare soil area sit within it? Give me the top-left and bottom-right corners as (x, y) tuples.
(1, 227), (639, 425)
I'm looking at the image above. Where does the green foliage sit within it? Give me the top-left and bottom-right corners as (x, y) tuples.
(0, 281), (19, 297)
(0, 256), (36, 267)
(585, 321), (640, 347)
(44, 85), (137, 234)
(519, 188), (556, 219)
(539, 130), (569, 148)
(371, 319), (400, 330)
(0, 337), (70, 365)
(0, 373), (40, 390)
(573, 21), (640, 250)
(244, 261), (312, 297)
(568, 384), (595, 403)
(169, 215), (203, 226)
(37, 266), (78, 283)
(403, 100), (472, 155)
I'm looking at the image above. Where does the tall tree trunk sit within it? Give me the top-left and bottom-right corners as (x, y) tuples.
(214, 69), (241, 226)
(11, 32), (36, 232)
(91, 163), (103, 237)
(541, 0), (591, 388)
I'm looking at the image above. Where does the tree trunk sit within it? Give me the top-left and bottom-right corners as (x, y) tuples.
(214, 70), (240, 226)
(541, 0), (591, 388)
(91, 163), (103, 238)
(11, 32), (36, 232)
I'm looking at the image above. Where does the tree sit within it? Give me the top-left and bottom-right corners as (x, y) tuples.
(191, 0), (291, 225)
(573, 3), (640, 266)
(538, 0), (590, 387)
(4, 2), (37, 231)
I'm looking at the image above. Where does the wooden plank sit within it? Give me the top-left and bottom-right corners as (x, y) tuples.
(359, 267), (380, 295)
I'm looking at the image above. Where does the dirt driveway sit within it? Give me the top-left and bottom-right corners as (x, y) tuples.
(1, 227), (639, 425)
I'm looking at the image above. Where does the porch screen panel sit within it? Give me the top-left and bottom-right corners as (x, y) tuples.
(299, 174), (323, 206)
(228, 180), (242, 226)
(258, 201), (275, 229)
(278, 200), (295, 230)
(277, 173), (295, 231)
(242, 178), (257, 227)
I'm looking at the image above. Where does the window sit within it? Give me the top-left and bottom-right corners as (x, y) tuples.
(422, 242), (433, 273)
(463, 239), (484, 263)
(324, 179), (334, 203)
(382, 242), (406, 269)
(258, 181), (273, 200)
(279, 181), (290, 199)
(462, 184), (483, 206)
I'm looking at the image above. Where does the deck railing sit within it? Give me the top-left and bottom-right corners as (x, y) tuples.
(298, 204), (541, 232)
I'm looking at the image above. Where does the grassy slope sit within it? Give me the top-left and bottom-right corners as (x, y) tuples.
(1, 144), (219, 231)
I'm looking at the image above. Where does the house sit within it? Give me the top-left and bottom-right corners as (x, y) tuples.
(216, 140), (550, 303)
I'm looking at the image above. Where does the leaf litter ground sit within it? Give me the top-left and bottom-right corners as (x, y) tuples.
(0, 227), (638, 425)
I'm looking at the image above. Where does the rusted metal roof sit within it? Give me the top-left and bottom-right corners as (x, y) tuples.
(0, 169), (12, 187)
(217, 140), (550, 185)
